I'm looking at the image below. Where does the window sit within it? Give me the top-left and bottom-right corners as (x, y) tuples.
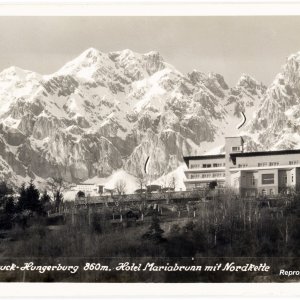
(213, 163), (223, 167)
(203, 164), (212, 168)
(191, 174), (202, 179)
(238, 163), (248, 168)
(262, 173), (274, 185)
(270, 189), (273, 195)
(202, 173), (212, 178)
(212, 172), (225, 178)
(292, 175), (294, 183)
(289, 160), (299, 165)
(190, 164), (201, 169)
(232, 146), (241, 152)
(258, 162), (268, 167)
(195, 183), (205, 188)
(190, 172), (225, 179)
(269, 162), (279, 166)
(251, 176), (256, 186)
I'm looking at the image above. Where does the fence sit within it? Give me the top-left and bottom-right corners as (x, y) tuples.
(75, 189), (214, 206)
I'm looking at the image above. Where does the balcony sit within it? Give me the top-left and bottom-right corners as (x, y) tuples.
(185, 166), (225, 173)
(184, 177), (226, 183)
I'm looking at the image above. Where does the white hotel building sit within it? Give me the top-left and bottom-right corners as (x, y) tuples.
(73, 183), (104, 195)
(184, 136), (300, 197)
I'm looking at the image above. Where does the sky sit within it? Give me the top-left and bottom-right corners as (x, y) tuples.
(1, 16), (300, 86)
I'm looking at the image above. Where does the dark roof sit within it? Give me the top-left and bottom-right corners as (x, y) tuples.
(184, 148), (300, 166)
(230, 149), (300, 158)
(183, 154), (225, 165)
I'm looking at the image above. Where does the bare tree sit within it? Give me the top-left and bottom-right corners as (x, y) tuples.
(47, 176), (68, 212)
(168, 176), (177, 190)
(136, 172), (147, 193)
(160, 176), (168, 189)
(115, 179), (127, 195)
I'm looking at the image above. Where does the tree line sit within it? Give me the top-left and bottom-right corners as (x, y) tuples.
(0, 179), (65, 229)
(0, 181), (299, 282)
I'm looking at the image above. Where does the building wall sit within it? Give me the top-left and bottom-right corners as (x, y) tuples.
(184, 136), (300, 195)
(230, 171), (241, 192)
(235, 153), (300, 169)
(74, 184), (104, 194)
(184, 179), (226, 190)
(74, 185), (96, 192)
(188, 157), (225, 169)
(240, 171), (258, 188)
(296, 168), (300, 190)
(185, 171), (225, 180)
(225, 137), (243, 185)
(185, 157), (226, 191)
(256, 169), (278, 195)
(278, 170), (289, 190)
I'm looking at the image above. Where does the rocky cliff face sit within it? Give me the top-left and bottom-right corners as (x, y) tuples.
(248, 52), (300, 150)
(0, 47), (267, 186)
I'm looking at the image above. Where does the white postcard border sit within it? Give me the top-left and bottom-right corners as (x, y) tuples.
(0, 0), (299, 297)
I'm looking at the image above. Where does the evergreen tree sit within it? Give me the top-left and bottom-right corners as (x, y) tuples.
(0, 182), (12, 199)
(4, 197), (16, 215)
(40, 190), (51, 215)
(54, 190), (63, 213)
(76, 191), (85, 198)
(17, 183), (27, 212)
(0, 196), (16, 230)
(0, 182), (13, 209)
(17, 181), (41, 213)
(26, 180), (40, 212)
(209, 180), (218, 190)
(142, 213), (165, 243)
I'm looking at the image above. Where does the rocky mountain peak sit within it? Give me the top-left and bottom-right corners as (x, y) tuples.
(56, 47), (111, 79)
(83, 47), (104, 58)
(234, 73), (267, 98)
(281, 52), (300, 96)
(0, 66), (40, 81)
(109, 49), (166, 79)
(247, 50), (300, 149)
(207, 72), (229, 91)
(0, 47), (273, 189)
(286, 51), (300, 64)
(188, 70), (229, 98)
(228, 73), (264, 94)
(188, 70), (208, 84)
(237, 73), (259, 87)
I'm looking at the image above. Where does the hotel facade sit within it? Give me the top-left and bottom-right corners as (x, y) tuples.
(184, 137), (300, 197)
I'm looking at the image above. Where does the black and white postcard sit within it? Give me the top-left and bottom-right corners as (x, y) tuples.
(0, 2), (300, 296)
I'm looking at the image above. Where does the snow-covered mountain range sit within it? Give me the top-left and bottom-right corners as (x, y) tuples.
(0, 47), (299, 191)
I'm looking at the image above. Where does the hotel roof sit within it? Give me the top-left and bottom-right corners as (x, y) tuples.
(183, 148), (300, 165)
(183, 154), (225, 164)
